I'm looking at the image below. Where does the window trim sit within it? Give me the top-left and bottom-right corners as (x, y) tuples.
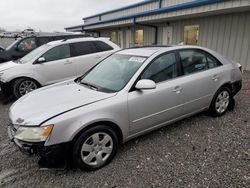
(129, 50), (181, 92)
(177, 48), (223, 77)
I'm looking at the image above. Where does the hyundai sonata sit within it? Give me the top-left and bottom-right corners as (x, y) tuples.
(8, 46), (242, 171)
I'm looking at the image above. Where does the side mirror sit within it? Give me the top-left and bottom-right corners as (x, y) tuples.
(135, 79), (156, 90)
(37, 57), (46, 64)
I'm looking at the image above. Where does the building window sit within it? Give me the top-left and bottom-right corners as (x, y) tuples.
(184, 25), (199, 45)
(135, 29), (143, 45)
(110, 31), (118, 44)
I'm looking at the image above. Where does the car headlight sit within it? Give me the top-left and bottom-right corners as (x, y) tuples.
(14, 125), (53, 142)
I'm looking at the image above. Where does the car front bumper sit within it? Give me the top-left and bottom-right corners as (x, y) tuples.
(7, 124), (69, 165)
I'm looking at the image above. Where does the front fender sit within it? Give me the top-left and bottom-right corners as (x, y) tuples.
(2, 70), (44, 86)
(44, 93), (129, 146)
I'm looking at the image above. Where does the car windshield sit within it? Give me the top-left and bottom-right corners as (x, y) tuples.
(80, 54), (147, 93)
(5, 40), (19, 51)
(19, 44), (50, 64)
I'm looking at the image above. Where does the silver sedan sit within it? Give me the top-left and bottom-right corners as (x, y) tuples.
(8, 45), (242, 171)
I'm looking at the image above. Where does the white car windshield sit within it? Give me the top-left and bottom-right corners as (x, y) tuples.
(19, 44), (50, 64)
(80, 54), (147, 93)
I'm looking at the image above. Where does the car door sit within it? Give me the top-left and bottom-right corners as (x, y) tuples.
(128, 52), (185, 134)
(177, 49), (223, 114)
(70, 41), (113, 77)
(35, 44), (76, 85)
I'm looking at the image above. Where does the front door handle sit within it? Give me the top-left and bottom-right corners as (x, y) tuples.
(173, 86), (183, 94)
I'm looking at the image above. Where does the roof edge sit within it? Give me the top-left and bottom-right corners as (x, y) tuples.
(66, 0), (223, 30)
(82, 0), (158, 20)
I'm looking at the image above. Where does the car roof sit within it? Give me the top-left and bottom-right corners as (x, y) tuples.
(117, 46), (172, 57)
(47, 37), (110, 46)
(116, 45), (214, 57)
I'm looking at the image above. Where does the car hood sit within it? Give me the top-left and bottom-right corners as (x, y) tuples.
(0, 61), (19, 71)
(9, 81), (117, 126)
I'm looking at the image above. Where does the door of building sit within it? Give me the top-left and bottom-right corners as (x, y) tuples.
(118, 31), (124, 48)
(125, 30), (132, 48)
(162, 26), (173, 45)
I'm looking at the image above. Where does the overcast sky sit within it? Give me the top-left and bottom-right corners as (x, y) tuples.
(0, 0), (143, 32)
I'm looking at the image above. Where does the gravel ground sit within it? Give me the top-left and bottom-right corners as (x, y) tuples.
(0, 73), (249, 188)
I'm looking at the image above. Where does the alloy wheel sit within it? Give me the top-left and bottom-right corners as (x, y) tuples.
(215, 90), (230, 114)
(19, 80), (38, 96)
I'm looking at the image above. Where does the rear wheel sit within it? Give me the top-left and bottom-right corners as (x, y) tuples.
(209, 87), (232, 117)
(72, 125), (118, 171)
(12, 78), (39, 99)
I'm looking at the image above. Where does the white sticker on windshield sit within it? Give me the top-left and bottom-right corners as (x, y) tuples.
(129, 57), (146, 63)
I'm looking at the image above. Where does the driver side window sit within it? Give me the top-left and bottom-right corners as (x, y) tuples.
(42, 44), (70, 62)
(141, 52), (177, 83)
(17, 37), (37, 52)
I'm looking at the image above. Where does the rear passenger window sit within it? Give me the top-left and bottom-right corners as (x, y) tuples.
(70, 42), (96, 57)
(94, 41), (113, 52)
(179, 50), (208, 75)
(141, 53), (177, 83)
(206, 53), (221, 68)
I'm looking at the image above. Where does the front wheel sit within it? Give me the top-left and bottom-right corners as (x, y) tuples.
(209, 87), (232, 117)
(12, 78), (39, 99)
(72, 125), (118, 171)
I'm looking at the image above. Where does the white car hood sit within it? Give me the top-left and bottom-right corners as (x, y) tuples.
(0, 61), (19, 72)
(9, 81), (116, 126)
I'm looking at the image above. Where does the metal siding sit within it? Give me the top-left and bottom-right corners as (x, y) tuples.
(157, 12), (250, 70)
(85, 17), (100, 24)
(241, 12), (250, 69)
(95, 2), (159, 23)
(228, 14), (239, 60)
(234, 13), (245, 63)
(161, 0), (192, 7)
(222, 14), (232, 57)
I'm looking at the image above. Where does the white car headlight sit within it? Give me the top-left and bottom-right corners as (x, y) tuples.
(14, 125), (53, 142)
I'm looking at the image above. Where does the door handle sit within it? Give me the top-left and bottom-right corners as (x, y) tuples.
(64, 60), (73, 65)
(95, 55), (102, 59)
(173, 86), (183, 94)
(212, 75), (219, 81)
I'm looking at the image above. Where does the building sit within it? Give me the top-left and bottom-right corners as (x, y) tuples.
(65, 0), (250, 70)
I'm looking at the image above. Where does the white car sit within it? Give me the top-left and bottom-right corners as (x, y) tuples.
(0, 37), (120, 98)
(22, 29), (35, 36)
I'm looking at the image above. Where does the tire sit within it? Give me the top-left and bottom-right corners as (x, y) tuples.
(72, 125), (118, 171)
(12, 78), (39, 99)
(209, 86), (232, 117)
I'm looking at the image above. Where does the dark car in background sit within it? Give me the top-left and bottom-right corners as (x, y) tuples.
(0, 34), (90, 63)
(0, 46), (4, 53)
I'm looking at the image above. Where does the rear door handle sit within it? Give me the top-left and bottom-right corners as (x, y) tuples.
(173, 86), (183, 94)
(64, 60), (73, 65)
(212, 75), (219, 81)
(95, 55), (102, 59)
